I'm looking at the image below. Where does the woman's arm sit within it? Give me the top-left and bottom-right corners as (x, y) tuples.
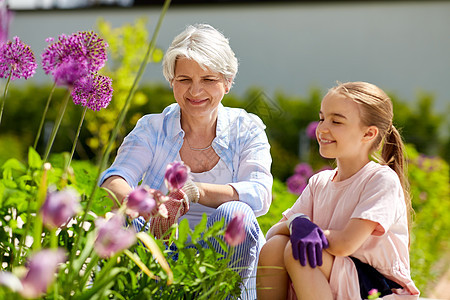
(324, 218), (378, 257)
(195, 182), (239, 208)
(101, 175), (133, 207)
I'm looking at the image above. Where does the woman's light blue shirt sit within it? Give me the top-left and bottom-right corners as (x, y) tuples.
(99, 103), (273, 217)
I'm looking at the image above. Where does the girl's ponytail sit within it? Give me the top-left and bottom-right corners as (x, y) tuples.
(381, 125), (413, 238)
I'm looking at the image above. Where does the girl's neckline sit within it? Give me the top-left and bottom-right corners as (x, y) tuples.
(330, 161), (375, 187)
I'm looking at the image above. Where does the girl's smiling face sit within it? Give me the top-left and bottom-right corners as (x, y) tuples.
(171, 57), (230, 120)
(316, 92), (373, 162)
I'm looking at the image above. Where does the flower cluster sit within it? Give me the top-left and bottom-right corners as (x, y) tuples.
(286, 163), (314, 195)
(0, 1), (13, 45)
(306, 121), (319, 140)
(41, 31), (108, 82)
(71, 72), (113, 111)
(0, 36), (37, 80)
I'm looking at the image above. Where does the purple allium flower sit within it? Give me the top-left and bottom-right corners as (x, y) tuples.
(71, 72), (113, 111)
(0, 36), (37, 80)
(164, 161), (190, 192)
(224, 211), (246, 247)
(0, 2), (13, 45)
(41, 31), (108, 77)
(306, 121), (319, 139)
(53, 56), (88, 86)
(20, 249), (66, 299)
(94, 213), (136, 258)
(286, 173), (309, 195)
(126, 186), (156, 221)
(294, 163), (314, 178)
(40, 187), (81, 229)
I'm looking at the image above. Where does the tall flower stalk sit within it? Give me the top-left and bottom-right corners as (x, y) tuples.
(39, 31), (108, 159)
(67, 72), (113, 168)
(70, 0), (171, 263)
(42, 90), (71, 162)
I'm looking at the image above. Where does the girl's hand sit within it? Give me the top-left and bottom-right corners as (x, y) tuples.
(289, 217), (329, 268)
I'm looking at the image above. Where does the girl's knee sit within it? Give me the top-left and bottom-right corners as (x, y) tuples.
(283, 241), (295, 265)
(259, 235), (289, 266)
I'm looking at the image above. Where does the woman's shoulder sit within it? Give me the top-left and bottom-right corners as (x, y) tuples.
(220, 105), (266, 131)
(135, 104), (179, 125)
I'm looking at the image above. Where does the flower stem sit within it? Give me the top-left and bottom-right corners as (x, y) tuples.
(34, 82), (57, 149)
(0, 71), (12, 127)
(51, 228), (58, 249)
(68, 0), (171, 266)
(43, 89), (71, 162)
(67, 105), (88, 169)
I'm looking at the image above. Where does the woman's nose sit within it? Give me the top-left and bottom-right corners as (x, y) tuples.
(189, 81), (203, 96)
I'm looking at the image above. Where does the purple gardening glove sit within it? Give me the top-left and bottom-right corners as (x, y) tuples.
(289, 216), (329, 268)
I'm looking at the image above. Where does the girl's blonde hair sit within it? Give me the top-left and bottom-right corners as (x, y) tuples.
(329, 81), (413, 236)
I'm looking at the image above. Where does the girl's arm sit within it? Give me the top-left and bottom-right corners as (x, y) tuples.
(324, 218), (378, 257)
(265, 217), (289, 240)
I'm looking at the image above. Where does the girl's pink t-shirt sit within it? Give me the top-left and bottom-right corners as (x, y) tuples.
(283, 161), (420, 299)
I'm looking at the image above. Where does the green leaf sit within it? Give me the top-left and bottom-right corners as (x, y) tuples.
(27, 147), (42, 169)
(177, 218), (190, 245)
(191, 213), (207, 242)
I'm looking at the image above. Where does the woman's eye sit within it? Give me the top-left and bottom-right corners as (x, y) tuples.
(332, 121), (341, 124)
(318, 118), (324, 122)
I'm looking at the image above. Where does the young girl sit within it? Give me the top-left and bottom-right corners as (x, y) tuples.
(257, 82), (420, 299)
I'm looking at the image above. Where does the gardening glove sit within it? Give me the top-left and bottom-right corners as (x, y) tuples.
(288, 214), (329, 268)
(150, 189), (190, 239)
(181, 180), (200, 203)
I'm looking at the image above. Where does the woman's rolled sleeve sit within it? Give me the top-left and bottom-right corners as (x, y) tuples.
(99, 116), (155, 188)
(230, 117), (273, 217)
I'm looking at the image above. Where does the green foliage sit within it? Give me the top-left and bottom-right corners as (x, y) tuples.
(0, 149), (242, 299)
(407, 145), (450, 292)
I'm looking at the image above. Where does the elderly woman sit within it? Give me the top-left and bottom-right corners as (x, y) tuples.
(100, 24), (272, 299)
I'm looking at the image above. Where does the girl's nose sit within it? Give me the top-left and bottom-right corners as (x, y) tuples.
(316, 122), (328, 134)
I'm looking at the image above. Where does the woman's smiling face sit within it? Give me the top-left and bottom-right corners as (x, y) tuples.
(172, 57), (230, 119)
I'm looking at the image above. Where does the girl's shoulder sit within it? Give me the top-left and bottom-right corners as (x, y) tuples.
(364, 161), (401, 184)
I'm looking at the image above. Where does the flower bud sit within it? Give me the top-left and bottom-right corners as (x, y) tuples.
(20, 249), (66, 299)
(40, 187), (81, 229)
(164, 161), (190, 192)
(125, 187), (156, 221)
(94, 213), (136, 258)
(224, 211), (246, 247)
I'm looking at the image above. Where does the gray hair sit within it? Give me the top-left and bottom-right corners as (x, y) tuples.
(162, 24), (238, 87)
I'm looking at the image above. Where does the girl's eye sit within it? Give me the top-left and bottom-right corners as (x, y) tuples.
(332, 121), (341, 124)
(318, 118), (324, 122)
